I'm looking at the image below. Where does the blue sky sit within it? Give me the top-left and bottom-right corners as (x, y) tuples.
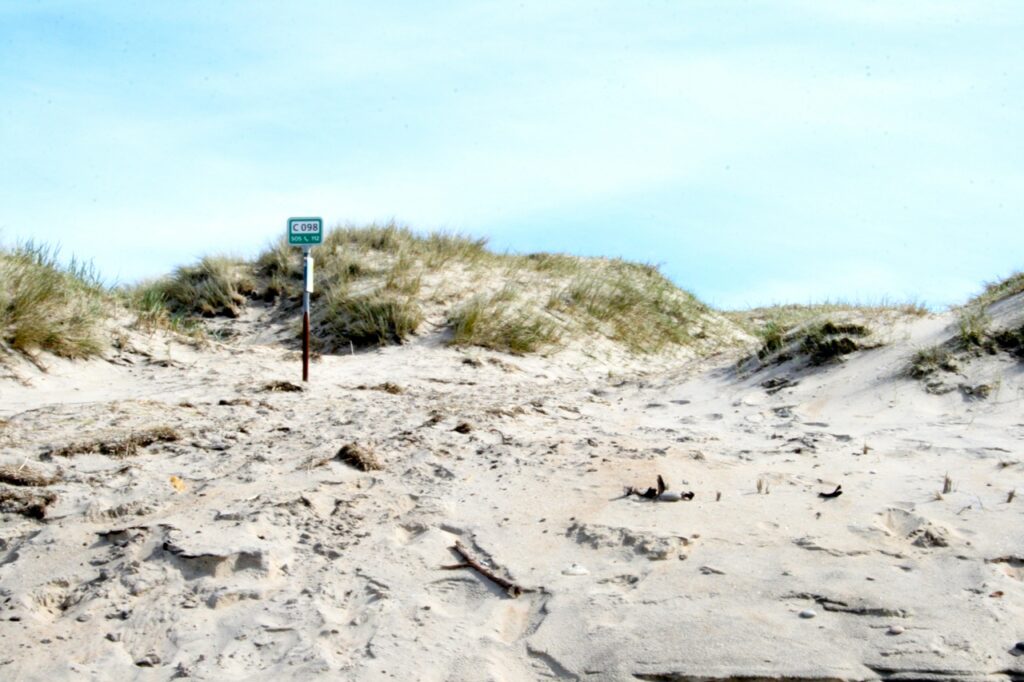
(1, 2), (1021, 309)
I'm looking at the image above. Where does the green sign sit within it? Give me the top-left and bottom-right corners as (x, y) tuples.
(288, 217), (323, 245)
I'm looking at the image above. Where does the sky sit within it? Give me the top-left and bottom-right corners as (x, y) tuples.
(1, 1), (1022, 309)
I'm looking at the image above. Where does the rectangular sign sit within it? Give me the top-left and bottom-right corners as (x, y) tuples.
(288, 217), (323, 245)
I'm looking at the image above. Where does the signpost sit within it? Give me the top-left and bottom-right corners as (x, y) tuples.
(288, 217), (322, 381)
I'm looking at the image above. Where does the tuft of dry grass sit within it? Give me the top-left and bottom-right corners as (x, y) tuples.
(0, 488), (57, 519)
(48, 426), (181, 458)
(0, 241), (108, 364)
(356, 382), (403, 394)
(0, 464), (61, 487)
(966, 271), (1024, 309)
(750, 316), (874, 366)
(145, 256), (257, 319)
(335, 443), (382, 471)
(318, 290), (423, 349)
(908, 345), (958, 378)
(449, 295), (560, 354)
(729, 301), (926, 358)
(545, 261), (708, 353)
(798, 321), (871, 365)
(260, 380), (304, 393)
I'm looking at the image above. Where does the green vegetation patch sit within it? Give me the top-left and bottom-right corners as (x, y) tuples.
(798, 321), (871, 365)
(149, 256), (257, 318)
(749, 315), (874, 366)
(545, 261), (708, 354)
(449, 294), (560, 354)
(730, 301), (924, 353)
(908, 345), (959, 379)
(0, 242), (108, 363)
(317, 290), (423, 349)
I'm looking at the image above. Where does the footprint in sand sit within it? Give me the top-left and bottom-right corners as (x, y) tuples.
(566, 521), (690, 560)
(877, 508), (955, 548)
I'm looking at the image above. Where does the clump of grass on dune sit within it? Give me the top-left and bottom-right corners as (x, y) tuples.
(0, 241), (108, 363)
(123, 282), (205, 337)
(546, 260), (709, 353)
(317, 289), (423, 349)
(953, 272), (1024, 355)
(255, 237), (303, 300)
(966, 271), (1024, 310)
(908, 345), (958, 379)
(155, 256), (257, 318)
(727, 301), (926, 360)
(320, 222), (491, 271)
(449, 291), (560, 354)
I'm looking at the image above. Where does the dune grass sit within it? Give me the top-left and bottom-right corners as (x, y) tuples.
(908, 345), (958, 379)
(545, 261), (709, 353)
(319, 289), (424, 349)
(727, 301), (926, 360)
(951, 271), (1024, 355)
(449, 293), (561, 354)
(967, 271), (1024, 309)
(124, 222), (726, 356)
(145, 256), (257, 319)
(0, 242), (108, 363)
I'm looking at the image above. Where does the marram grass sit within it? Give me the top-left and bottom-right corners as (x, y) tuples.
(0, 242), (107, 362)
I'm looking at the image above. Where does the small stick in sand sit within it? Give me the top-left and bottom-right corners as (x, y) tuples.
(818, 485), (843, 499)
(443, 541), (525, 598)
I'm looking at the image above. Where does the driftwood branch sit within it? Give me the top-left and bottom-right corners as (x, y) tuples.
(818, 485), (843, 499)
(444, 541), (525, 598)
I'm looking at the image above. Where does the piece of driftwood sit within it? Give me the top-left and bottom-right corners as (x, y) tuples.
(818, 485), (843, 499)
(623, 474), (694, 501)
(443, 541), (525, 598)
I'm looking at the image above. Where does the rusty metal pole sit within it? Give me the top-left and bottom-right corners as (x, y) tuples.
(302, 246), (312, 382)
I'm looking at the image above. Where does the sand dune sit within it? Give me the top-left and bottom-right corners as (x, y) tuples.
(2, 288), (1023, 681)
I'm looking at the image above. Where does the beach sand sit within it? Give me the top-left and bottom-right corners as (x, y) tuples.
(1, 300), (1023, 681)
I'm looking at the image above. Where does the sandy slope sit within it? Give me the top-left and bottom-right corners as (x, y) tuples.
(1, 305), (1023, 681)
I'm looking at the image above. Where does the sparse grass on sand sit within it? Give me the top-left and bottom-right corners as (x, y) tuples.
(908, 345), (958, 378)
(449, 294), (561, 354)
(951, 272), (1024, 355)
(0, 464), (61, 487)
(966, 271), (1024, 310)
(0, 241), (108, 364)
(544, 261), (710, 354)
(47, 426), (181, 458)
(728, 302), (923, 365)
(902, 272), (1024, 381)
(727, 301), (925, 347)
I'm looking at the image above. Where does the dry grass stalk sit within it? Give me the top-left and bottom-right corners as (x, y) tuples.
(49, 426), (180, 458)
(942, 474), (953, 495)
(0, 464), (60, 487)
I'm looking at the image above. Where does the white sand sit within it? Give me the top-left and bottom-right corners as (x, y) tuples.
(1, 302), (1023, 681)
